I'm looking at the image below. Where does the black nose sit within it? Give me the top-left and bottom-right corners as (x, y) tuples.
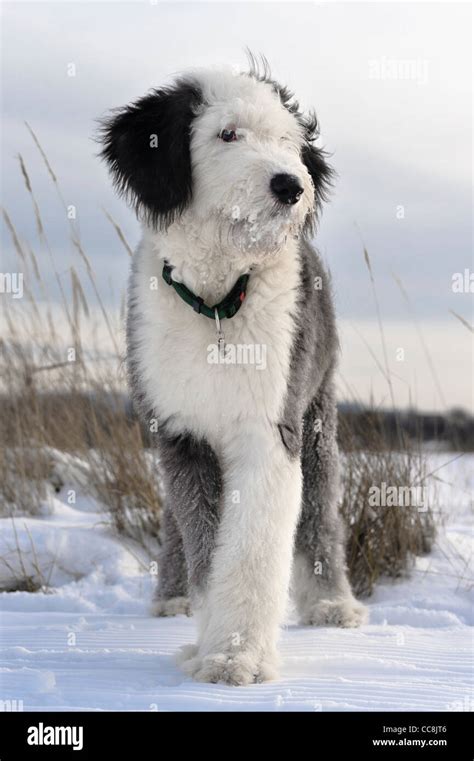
(270, 173), (304, 205)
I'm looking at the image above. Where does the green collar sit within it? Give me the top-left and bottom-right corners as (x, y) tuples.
(162, 263), (250, 320)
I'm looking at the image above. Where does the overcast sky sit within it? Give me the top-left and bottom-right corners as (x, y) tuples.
(1, 1), (472, 411)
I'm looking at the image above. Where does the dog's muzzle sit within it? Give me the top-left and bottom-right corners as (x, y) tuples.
(270, 173), (304, 205)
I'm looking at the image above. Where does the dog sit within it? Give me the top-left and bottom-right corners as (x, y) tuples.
(99, 58), (367, 685)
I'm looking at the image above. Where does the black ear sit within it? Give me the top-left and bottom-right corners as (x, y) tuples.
(301, 142), (333, 210)
(299, 113), (334, 233)
(99, 79), (202, 229)
(245, 58), (334, 233)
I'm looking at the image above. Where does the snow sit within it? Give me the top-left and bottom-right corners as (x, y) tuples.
(0, 453), (472, 712)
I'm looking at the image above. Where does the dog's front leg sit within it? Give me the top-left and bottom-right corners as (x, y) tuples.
(181, 425), (302, 685)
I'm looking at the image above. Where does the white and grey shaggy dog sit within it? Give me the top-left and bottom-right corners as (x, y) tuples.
(99, 59), (367, 685)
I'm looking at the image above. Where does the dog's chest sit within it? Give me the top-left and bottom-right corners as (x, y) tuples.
(129, 242), (302, 445)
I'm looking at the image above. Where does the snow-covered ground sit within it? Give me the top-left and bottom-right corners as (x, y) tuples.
(0, 452), (472, 712)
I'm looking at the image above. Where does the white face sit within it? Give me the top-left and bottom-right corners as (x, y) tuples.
(188, 71), (315, 258)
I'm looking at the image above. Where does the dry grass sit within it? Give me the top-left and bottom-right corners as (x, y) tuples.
(0, 446), (53, 517)
(0, 125), (440, 595)
(1, 127), (159, 559)
(86, 420), (163, 552)
(340, 414), (436, 597)
(0, 517), (56, 593)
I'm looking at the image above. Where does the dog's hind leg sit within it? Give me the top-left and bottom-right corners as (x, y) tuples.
(152, 427), (222, 618)
(151, 506), (189, 616)
(292, 381), (368, 627)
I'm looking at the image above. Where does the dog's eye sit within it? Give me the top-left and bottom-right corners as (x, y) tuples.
(219, 129), (238, 143)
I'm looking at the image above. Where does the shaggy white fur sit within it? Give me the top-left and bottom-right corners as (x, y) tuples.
(127, 72), (312, 683)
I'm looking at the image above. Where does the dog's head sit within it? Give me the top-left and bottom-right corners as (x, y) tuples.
(99, 60), (333, 256)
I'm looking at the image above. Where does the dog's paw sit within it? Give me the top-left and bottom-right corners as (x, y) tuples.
(300, 596), (368, 628)
(150, 596), (190, 617)
(181, 650), (279, 686)
(175, 643), (199, 666)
